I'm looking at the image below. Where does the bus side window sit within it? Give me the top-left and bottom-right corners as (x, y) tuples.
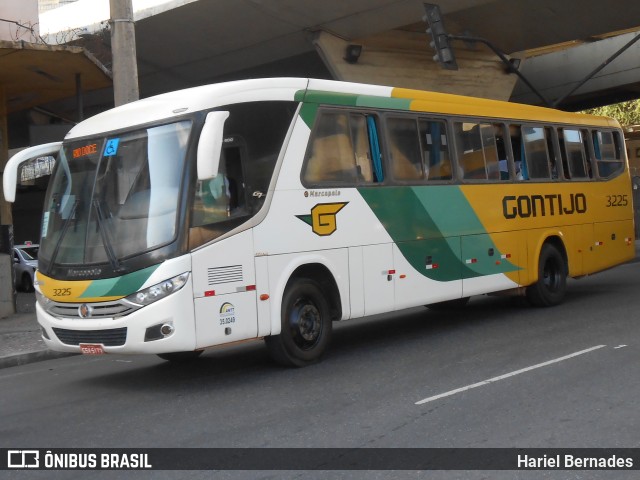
(303, 110), (384, 185)
(593, 130), (624, 178)
(303, 111), (358, 184)
(350, 114), (374, 182)
(419, 119), (452, 181)
(521, 126), (551, 180)
(561, 128), (589, 179)
(546, 127), (560, 179)
(454, 122), (500, 181)
(480, 124), (501, 181)
(192, 145), (246, 226)
(387, 116), (423, 181)
(508, 124), (527, 180)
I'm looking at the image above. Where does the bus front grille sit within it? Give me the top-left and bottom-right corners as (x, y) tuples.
(46, 300), (140, 319)
(52, 327), (127, 346)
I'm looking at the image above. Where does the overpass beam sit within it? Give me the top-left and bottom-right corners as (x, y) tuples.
(312, 29), (521, 101)
(512, 32), (640, 109)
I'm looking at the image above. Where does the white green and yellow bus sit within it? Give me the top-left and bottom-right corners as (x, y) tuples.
(3, 78), (634, 366)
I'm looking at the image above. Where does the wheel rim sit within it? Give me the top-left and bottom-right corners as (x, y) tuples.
(288, 297), (322, 351)
(542, 257), (562, 292)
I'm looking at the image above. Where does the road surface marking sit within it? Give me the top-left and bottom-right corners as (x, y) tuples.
(415, 345), (606, 405)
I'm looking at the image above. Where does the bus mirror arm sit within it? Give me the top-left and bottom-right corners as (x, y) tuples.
(197, 111), (230, 180)
(2, 141), (62, 203)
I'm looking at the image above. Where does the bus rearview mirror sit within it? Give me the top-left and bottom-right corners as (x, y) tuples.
(197, 111), (230, 180)
(2, 142), (62, 203)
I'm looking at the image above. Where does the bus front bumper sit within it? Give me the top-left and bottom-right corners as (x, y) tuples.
(36, 283), (197, 355)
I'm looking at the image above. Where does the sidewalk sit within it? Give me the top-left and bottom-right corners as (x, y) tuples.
(0, 294), (75, 369)
(2, 242), (639, 369)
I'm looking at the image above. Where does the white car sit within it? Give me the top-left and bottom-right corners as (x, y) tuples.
(13, 244), (38, 292)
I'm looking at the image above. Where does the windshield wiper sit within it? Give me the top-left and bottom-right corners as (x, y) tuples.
(92, 200), (125, 273)
(49, 199), (78, 267)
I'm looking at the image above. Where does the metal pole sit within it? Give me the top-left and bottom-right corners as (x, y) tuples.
(75, 73), (84, 122)
(552, 33), (640, 108)
(448, 34), (552, 107)
(109, 0), (140, 106)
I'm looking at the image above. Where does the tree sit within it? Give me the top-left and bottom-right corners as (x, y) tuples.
(582, 100), (640, 126)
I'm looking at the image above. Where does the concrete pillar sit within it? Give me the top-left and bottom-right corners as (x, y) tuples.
(0, 86), (10, 228)
(110, 0), (140, 106)
(0, 85), (16, 317)
(313, 30), (520, 101)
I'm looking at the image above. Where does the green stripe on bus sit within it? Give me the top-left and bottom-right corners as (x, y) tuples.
(80, 265), (160, 299)
(357, 186), (519, 281)
(78, 277), (119, 298)
(302, 91), (412, 111)
(299, 103), (318, 129)
(296, 90), (412, 128)
(355, 96), (412, 111)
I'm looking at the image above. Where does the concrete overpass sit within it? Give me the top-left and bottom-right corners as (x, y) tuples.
(36, 0), (640, 117)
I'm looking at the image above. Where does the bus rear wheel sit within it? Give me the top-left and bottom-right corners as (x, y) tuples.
(265, 279), (332, 367)
(526, 243), (567, 307)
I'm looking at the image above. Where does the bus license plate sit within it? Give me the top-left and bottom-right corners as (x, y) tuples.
(80, 344), (105, 355)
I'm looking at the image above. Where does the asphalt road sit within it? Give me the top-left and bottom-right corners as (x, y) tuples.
(2, 262), (640, 479)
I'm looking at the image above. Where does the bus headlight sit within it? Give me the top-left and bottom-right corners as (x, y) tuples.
(126, 273), (190, 306)
(35, 290), (54, 309)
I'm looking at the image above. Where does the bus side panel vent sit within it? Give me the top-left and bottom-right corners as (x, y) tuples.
(208, 265), (243, 285)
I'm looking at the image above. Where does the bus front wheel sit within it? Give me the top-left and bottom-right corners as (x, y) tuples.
(526, 243), (567, 307)
(265, 279), (332, 367)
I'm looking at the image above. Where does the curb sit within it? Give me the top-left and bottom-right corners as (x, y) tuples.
(0, 350), (78, 370)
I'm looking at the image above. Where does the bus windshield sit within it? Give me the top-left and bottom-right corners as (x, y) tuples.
(39, 121), (192, 271)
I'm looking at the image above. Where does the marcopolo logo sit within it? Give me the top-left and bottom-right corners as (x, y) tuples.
(296, 202), (348, 236)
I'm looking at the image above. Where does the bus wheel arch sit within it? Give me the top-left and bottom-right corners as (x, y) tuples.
(265, 263), (340, 367)
(526, 237), (568, 307)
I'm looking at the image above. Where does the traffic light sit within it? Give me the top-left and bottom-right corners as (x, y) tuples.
(423, 3), (458, 70)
